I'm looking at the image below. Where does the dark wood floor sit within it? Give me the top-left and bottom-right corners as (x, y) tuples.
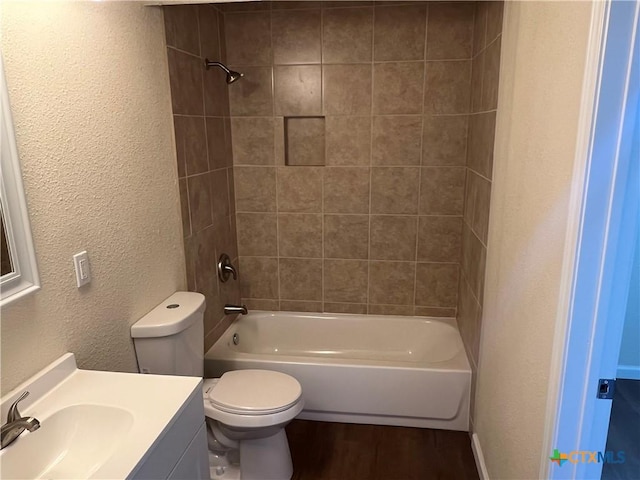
(286, 420), (479, 480)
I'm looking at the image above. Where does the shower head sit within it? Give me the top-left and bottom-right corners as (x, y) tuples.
(204, 59), (244, 84)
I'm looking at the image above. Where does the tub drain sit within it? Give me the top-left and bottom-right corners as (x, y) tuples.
(232, 333), (239, 345)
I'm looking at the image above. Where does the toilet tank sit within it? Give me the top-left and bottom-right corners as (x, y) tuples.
(131, 292), (206, 377)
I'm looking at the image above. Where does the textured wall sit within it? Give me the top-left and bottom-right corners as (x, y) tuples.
(457, 1), (503, 426)
(225, 1), (477, 316)
(0, 1), (185, 394)
(474, 1), (593, 477)
(164, 5), (241, 351)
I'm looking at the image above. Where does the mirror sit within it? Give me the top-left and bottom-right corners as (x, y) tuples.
(0, 55), (40, 306)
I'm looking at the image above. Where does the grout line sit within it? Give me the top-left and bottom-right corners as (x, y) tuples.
(238, 254), (459, 265)
(412, 2), (429, 315)
(366, 3), (376, 315)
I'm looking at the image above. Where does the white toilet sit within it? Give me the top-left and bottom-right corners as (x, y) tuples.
(130, 292), (304, 480)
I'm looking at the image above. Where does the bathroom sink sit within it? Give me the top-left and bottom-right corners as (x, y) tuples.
(1, 405), (134, 479)
(0, 353), (204, 479)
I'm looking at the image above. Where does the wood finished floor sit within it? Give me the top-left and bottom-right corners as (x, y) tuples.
(286, 420), (479, 480)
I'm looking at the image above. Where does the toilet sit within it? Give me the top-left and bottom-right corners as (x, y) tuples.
(130, 292), (304, 480)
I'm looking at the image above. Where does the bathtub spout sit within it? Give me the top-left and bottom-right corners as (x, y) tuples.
(224, 304), (248, 315)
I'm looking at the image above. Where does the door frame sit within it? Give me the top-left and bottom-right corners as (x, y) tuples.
(540, 1), (639, 479)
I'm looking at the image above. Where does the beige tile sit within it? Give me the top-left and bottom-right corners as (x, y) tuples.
(209, 169), (230, 219)
(174, 116), (208, 177)
(465, 171), (492, 245)
(373, 62), (424, 115)
(279, 258), (323, 301)
(274, 65), (322, 116)
(188, 174), (213, 232)
(198, 6), (221, 59)
(486, 1), (504, 44)
(285, 117), (325, 166)
(236, 213), (277, 256)
(272, 10), (322, 64)
(323, 7), (373, 63)
(325, 117), (371, 166)
(324, 303), (368, 315)
(368, 304), (414, 316)
(374, 4), (426, 61)
(228, 66), (273, 116)
(231, 117), (275, 166)
(273, 117), (286, 165)
(470, 52), (484, 113)
(481, 37), (501, 111)
(457, 272), (480, 362)
(214, 214), (238, 260)
(461, 222), (487, 302)
(372, 116), (422, 166)
(164, 6), (200, 56)
(415, 306), (456, 317)
(272, 1), (323, 10)
(417, 216), (462, 262)
(234, 166), (277, 212)
(324, 259), (368, 303)
(167, 49), (204, 115)
(426, 2), (474, 60)
(424, 61), (471, 114)
(422, 115), (468, 166)
(280, 300), (323, 313)
(191, 227), (218, 299)
(219, 2), (270, 12)
(323, 64), (372, 115)
(371, 167), (420, 214)
(370, 216), (418, 261)
(415, 263), (458, 307)
(419, 167), (465, 215)
(242, 298), (280, 310)
(324, 215), (369, 259)
(323, 167), (370, 214)
(178, 178), (191, 238)
(239, 256), (279, 299)
(467, 111), (496, 179)
(278, 214), (323, 257)
(277, 167), (323, 213)
(227, 168), (236, 215)
(369, 261), (416, 305)
(473, 2), (488, 55)
(224, 12), (272, 66)
(204, 67), (230, 117)
(206, 117), (229, 170)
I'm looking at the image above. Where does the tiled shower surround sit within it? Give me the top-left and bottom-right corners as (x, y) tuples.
(163, 2), (502, 359)
(222, 1), (501, 319)
(164, 5), (241, 350)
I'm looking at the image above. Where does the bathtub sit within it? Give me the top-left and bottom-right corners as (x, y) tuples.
(205, 311), (471, 431)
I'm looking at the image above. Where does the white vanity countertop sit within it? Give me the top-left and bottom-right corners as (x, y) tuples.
(0, 353), (202, 479)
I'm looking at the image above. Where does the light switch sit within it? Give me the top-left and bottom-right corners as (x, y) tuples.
(73, 251), (91, 288)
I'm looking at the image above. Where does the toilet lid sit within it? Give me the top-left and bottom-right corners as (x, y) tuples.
(208, 370), (302, 415)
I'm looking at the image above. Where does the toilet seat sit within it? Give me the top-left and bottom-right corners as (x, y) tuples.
(202, 371), (304, 429)
(209, 370), (302, 415)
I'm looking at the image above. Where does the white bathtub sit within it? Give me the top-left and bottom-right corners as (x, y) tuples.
(205, 311), (471, 431)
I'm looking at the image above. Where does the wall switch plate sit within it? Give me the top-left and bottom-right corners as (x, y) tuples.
(72, 251), (91, 288)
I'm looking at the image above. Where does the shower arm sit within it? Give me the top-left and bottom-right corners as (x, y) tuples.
(205, 59), (230, 73)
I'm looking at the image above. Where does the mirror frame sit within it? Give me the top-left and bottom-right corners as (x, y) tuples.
(1, 55), (40, 306)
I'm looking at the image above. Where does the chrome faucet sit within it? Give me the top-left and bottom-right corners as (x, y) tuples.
(1, 391), (40, 449)
(224, 304), (248, 315)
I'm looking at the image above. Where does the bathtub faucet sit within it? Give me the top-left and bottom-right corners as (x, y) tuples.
(224, 304), (248, 315)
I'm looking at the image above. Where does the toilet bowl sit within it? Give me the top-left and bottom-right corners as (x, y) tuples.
(130, 292), (303, 480)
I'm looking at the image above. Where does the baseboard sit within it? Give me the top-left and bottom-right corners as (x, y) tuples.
(616, 365), (640, 380)
(472, 433), (490, 480)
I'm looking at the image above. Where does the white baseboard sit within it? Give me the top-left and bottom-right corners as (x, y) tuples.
(472, 433), (490, 480)
(616, 365), (640, 380)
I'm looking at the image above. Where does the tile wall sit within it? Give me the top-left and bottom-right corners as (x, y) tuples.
(223, 1), (479, 316)
(164, 5), (241, 350)
(458, 1), (503, 424)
